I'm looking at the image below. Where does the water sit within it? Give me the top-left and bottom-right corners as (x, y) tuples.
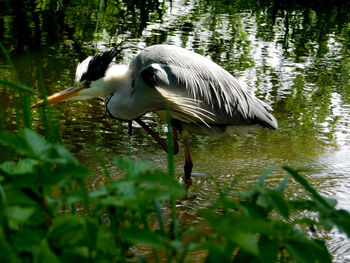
(1, 0), (350, 260)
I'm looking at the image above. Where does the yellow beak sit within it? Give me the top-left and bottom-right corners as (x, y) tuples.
(31, 85), (83, 108)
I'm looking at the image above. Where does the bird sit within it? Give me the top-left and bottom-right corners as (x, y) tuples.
(32, 44), (278, 187)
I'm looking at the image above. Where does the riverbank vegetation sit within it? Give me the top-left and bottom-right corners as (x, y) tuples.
(0, 46), (350, 262)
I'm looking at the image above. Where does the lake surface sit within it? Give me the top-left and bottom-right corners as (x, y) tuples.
(1, 0), (350, 260)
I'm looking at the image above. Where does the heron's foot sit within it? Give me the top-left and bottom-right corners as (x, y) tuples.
(183, 161), (193, 190)
(184, 177), (192, 190)
(182, 188), (197, 200)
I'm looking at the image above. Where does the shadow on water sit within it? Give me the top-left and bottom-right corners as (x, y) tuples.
(1, 0), (350, 260)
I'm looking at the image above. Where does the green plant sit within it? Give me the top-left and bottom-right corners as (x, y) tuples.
(199, 166), (350, 262)
(1, 125), (350, 262)
(0, 126), (193, 262)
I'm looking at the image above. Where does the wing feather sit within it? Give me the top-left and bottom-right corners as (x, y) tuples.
(133, 45), (278, 129)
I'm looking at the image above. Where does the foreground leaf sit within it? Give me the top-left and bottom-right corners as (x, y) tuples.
(0, 159), (38, 175)
(122, 227), (167, 249)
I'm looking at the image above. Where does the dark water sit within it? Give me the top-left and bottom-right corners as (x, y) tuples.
(1, 0), (350, 260)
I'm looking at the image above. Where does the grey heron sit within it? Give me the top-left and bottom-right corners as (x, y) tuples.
(33, 44), (278, 186)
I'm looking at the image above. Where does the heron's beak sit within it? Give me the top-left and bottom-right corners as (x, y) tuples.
(31, 85), (83, 108)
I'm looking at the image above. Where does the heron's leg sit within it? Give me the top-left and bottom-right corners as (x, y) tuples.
(172, 127), (179, 154)
(128, 121), (133, 136)
(135, 118), (179, 155)
(135, 118), (168, 152)
(183, 136), (193, 186)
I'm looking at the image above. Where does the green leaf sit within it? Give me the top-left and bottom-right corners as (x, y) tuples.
(51, 143), (77, 164)
(7, 206), (35, 229)
(12, 227), (47, 252)
(101, 180), (138, 206)
(0, 159), (38, 175)
(5, 187), (40, 206)
(137, 170), (184, 196)
(202, 213), (274, 255)
(326, 209), (350, 238)
(0, 184), (7, 210)
(233, 249), (259, 262)
(0, 129), (76, 164)
(0, 185), (11, 244)
(96, 229), (122, 256)
(231, 231), (258, 255)
(256, 194), (271, 209)
(49, 216), (98, 248)
(278, 174), (291, 192)
(22, 128), (52, 158)
(282, 166), (331, 208)
(258, 235), (279, 262)
(258, 166), (281, 186)
(122, 227), (167, 249)
(59, 247), (91, 262)
(0, 234), (19, 263)
(201, 241), (235, 263)
(46, 163), (93, 186)
(34, 239), (60, 263)
(285, 235), (331, 263)
(265, 189), (289, 218)
(114, 157), (154, 177)
(0, 131), (37, 157)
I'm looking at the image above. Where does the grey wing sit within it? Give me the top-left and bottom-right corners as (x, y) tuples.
(139, 61), (278, 130)
(140, 63), (218, 126)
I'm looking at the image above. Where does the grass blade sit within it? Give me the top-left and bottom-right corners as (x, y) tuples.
(0, 42), (19, 83)
(0, 80), (36, 93)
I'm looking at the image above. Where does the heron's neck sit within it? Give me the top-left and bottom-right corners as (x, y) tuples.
(103, 66), (129, 89)
(103, 66), (138, 119)
(105, 64), (130, 82)
(104, 64), (163, 120)
(105, 86), (146, 120)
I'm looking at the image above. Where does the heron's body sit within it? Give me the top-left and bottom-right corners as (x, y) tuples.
(33, 44), (278, 186)
(105, 45), (277, 135)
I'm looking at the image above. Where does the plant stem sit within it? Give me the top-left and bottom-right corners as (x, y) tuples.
(38, 163), (50, 227)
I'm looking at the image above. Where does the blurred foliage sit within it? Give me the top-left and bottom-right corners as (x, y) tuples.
(0, 124), (350, 262)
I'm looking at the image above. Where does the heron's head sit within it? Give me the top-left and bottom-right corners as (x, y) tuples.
(32, 48), (125, 107)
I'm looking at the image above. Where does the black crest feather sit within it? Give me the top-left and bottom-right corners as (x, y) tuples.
(79, 44), (145, 83)
(80, 49), (117, 82)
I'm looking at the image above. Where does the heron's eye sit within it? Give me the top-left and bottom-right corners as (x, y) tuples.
(83, 80), (91, 89)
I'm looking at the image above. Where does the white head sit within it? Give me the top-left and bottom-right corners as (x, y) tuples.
(32, 48), (129, 106)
